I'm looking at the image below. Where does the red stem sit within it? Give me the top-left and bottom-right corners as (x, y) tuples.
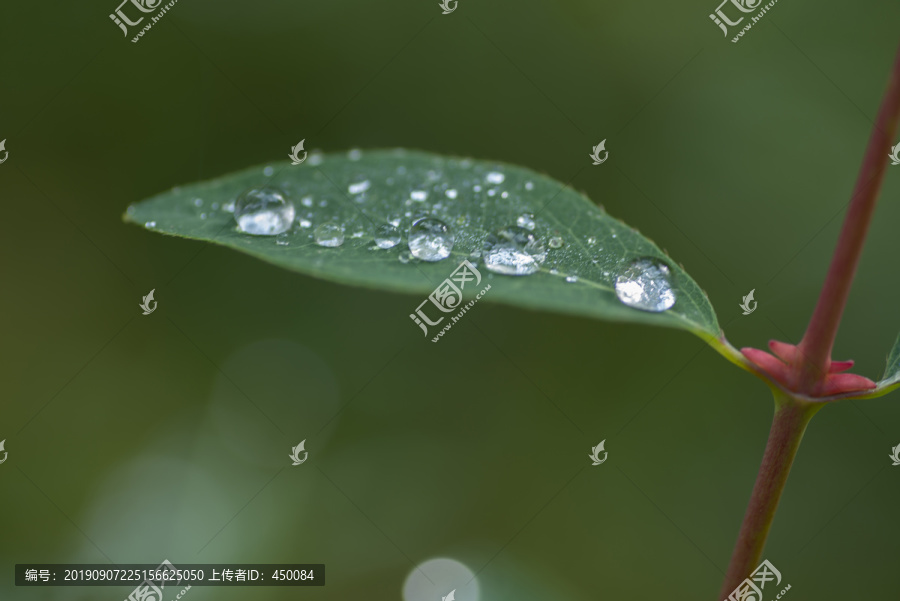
(796, 44), (900, 392)
(718, 395), (819, 598)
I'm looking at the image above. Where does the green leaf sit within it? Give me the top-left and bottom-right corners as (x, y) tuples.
(124, 149), (720, 339)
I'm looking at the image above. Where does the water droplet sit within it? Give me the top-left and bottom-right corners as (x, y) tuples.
(200, 212), (207, 220)
(445, 189), (458, 199)
(398, 250), (412, 264)
(587, 236), (597, 246)
(525, 181), (535, 191)
(211, 202), (220, 210)
(314, 223), (344, 247)
(193, 198), (203, 207)
(298, 218), (312, 228)
(348, 178), (371, 195)
(501, 191), (509, 199)
(348, 148), (362, 161)
(234, 187), (296, 236)
(549, 268), (559, 275)
(566, 275), (579, 283)
(516, 213), (536, 231)
(374, 224), (401, 249)
(308, 150), (324, 166)
(145, 221), (157, 228)
(410, 190), (428, 202)
(276, 232), (290, 246)
(483, 226), (547, 276)
(614, 257), (676, 312)
(301, 196), (313, 208)
(351, 230), (366, 239)
(223, 201), (235, 213)
(549, 236), (563, 248)
(486, 171), (505, 184)
(408, 217), (455, 262)
(473, 184), (482, 193)
(263, 166), (274, 177)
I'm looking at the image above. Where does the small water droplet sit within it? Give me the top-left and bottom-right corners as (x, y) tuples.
(549, 236), (563, 248)
(348, 148), (362, 161)
(614, 257), (676, 312)
(516, 213), (536, 231)
(193, 198), (203, 207)
(234, 187), (295, 236)
(301, 196), (313, 207)
(211, 202), (220, 210)
(223, 201), (235, 213)
(263, 166), (274, 177)
(445, 189), (458, 199)
(473, 185), (482, 193)
(348, 177), (371, 195)
(200, 212), (207, 219)
(501, 191), (509, 199)
(145, 221), (157, 228)
(314, 223), (344, 247)
(298, 218), (312, 228)
(374, 224), (401, 249)
(483, 226), (547, 276)
(486, 171), (505, 184)
(549, 268), (559, 275)
(398, 250), (412, 264)
(276, 232), (290, 246)
(410, 190), (428, 202)
(308, 151), (324, 166)
(487, 189), (497, 197)
(565, 275), (579, 283)
(587, 236), (597, 246)
(408, 217), (455, 261)
(525, 181), (535, 191)
(351, 230), (366, 239)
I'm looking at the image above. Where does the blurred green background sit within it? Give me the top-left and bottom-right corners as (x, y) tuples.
(2, 0), (900, 599)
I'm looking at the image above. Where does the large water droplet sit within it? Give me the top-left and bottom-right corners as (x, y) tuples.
(516, 213), (536, 231)
(482, 226), (547, 275)
(374, 224), (401, 249)
(314, 223), (344, 247)
(408, 218), (454, 262)
(614, 257), (676, 312)
(234, 188), (295, 236)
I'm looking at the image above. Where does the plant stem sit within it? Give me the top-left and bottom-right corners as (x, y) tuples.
(796, 43), (900, 392)
(718, 391), (819, 598)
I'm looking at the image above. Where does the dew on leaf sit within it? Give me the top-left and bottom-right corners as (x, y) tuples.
(408, 217), (454, 262)
(234, 187), (295, 236)
(314, 223), (344, 247)
(482, 226), (546, 276)
(614, 257), (676, 312)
